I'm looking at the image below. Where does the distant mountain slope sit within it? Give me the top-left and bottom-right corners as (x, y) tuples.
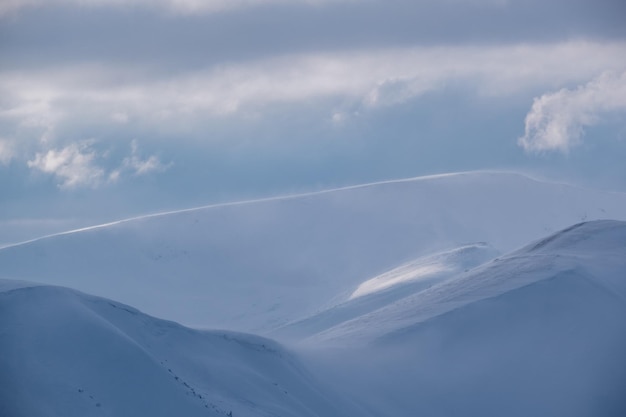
(305, 220), (626, 417)
(2, 221), (625, 417)
(0, 280), (365, 417)
(272, 242), (499, 341)
(311, 220), (626, 344)
(0, 172), (625, 332)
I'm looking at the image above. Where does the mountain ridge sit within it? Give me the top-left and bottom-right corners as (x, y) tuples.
(0, 280), (366, 417)
(2, 220), (625, 417)
(1, 172), (625, 333)
(308, 220), (626, 345)
(1, 170), (621, 251)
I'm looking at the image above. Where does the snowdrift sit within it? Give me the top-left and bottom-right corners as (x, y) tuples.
(0, 280), (364, 417)
(1, 172), (625, 333)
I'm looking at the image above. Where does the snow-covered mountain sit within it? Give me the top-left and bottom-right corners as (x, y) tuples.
(307, 220), (626, 345)
(1, 171), (625, 334)
(2, 220), (624, 417)
(271, 242), (499, 341)
(0, 280), (366, 417)
(301, 220), (626, 417)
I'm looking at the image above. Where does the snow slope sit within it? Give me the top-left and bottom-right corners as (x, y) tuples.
(304, 220), (626, 417)
(308, 220), (626, 344)
(0, 280), (366, 417)
(1, 171), (625, 333)
(271, 242), (499, 341)
(1, 220), (625, 417)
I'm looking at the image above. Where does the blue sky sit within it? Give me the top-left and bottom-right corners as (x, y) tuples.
(1, 0), (626, 243)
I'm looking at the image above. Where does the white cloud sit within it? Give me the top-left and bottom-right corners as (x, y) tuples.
(27, 141), (104, 189)
(122, 139), (171, 176)
(518, 71), (626, 153)
(25, 139), (170, 189)
(364, 77), (441, 107)
(0, 79), (63, 144)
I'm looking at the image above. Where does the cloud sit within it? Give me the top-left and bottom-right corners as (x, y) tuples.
(25, 139), (170, 189)
(518, 71), (626, 153)
(121, 139), (171, 176)
(27, 141), (104, 189)
(0, 0), (350, 17)
(2, 41), (626, 181)
(111, 112), (129, 124)
(0, 0), (517, 20)
(2, 41), (625, 138)
(0, 138), (14, 165)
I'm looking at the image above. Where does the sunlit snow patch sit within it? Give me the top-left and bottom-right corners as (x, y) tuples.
(350, 243), (498, 300)
(351, 263), (450, 299)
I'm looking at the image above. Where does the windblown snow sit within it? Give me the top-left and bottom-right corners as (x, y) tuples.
(349, 243), (498, 300)
(271, 242), (499, 342)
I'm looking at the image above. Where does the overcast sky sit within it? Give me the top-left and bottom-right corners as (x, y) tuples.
(1, 0), (626, 243)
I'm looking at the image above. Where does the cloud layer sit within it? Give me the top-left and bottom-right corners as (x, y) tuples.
(2, 40), (625, 188)
(519, 71), (626, 153)
(0, 138), (14, 165)
(3, 41), (625, 132)
(26, 140), (169, 189)
(2, 0), (626, 199)
(0, 0), (348, 17)
(27, 141), (104, 189)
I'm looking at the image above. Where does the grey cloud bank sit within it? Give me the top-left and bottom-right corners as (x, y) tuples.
(0, 0), (625, 243)
(2, 0), (625, 71)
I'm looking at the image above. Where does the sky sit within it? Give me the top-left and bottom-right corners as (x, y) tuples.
(1, 0), (626, 244)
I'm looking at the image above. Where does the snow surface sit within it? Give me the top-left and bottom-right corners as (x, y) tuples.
(307, 220), (626, 344)
(271, 242), (498, 342)
(1, 215), (625, 416)
(0, 282), (366, 417)
(349, 242), (498, 299)
(1, 171), (625, 334)
(301, 220), (626, 417)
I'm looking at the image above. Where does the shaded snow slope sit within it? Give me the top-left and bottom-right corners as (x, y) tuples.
(0, 280), (365, 417)
(303, 220), (626, 417)
(1, 172), (625, 332)
(272, 243), (498, 341)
